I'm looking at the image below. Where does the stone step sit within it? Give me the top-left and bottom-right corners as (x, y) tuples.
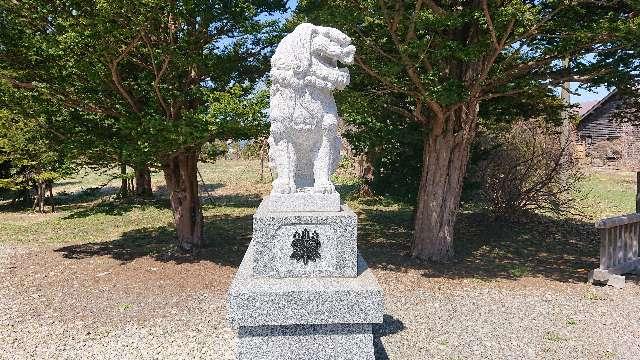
(228, 245), (383, 328)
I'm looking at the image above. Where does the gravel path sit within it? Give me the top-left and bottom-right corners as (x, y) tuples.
(2, 244), (639, 360)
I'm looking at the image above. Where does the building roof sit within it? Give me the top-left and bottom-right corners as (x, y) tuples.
(579, 90), (617, 120)
(578, 100), (599, 116)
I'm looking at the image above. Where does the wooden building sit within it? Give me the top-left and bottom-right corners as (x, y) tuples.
(576, 90), (639, 164)
(577, 90), (625, 147)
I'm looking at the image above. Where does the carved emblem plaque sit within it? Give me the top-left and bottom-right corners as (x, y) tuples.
(290, 228), (321, 265)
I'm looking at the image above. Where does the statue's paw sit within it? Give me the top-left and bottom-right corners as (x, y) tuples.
(272, 182), (295, 194)
(313, 182), (335, 194)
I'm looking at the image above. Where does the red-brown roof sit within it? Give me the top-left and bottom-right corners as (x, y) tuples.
(578, 100), (599, 116)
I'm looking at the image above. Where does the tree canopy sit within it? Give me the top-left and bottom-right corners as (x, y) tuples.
(298, 0), (640, 260)
(0, 0), (289, 250)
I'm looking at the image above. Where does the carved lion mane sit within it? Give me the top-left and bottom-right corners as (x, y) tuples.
(268, 23), (355, 194)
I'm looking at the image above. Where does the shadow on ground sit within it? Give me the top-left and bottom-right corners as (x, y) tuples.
(55, 193), (259, 266)
(55, 183), (226, 216)
(356, 199), (600, 283)
(202, 193), (263, 209)
(54, 185), (600, 283)
(373, 314), (406, 360)
(63, 198), (170, 219)
(56, 186), (121, 207)
(0, 185), (122, 213)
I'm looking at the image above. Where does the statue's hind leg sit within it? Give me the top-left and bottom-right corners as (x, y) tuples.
(313, 116), (338, 194)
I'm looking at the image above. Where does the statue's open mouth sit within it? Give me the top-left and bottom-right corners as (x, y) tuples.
(318, 47), (355, 68)
(317, 54), (338, 68)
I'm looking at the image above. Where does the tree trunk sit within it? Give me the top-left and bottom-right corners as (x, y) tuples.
(163, 149), (203, 253)
(47, 181), (54, 213)
(119, 162), (129, 198)
(636, 171), (640, 213)
(356, 152), (375, 197)
(34, 180), (45, 213)
(135, 165), (153, 198)
(412, 105), (477, 261)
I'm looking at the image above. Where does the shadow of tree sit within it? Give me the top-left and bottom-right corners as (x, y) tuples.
(0, 185), (123, 213)
(54, 194), (257, 266)
(373, 314), (406, 360)
(356, 202), (600, 283)
(53, 183), (601, 283)
(52, 179), (83, 188)
(55, 186), (121, 206)
(155, 183), (225, 199)
(62, 198), (170, 219)
(202, 193), (263, 209)
(201, 182), (224, 193)
(55, 226), (176, 262)
(0, 200), (32, 213)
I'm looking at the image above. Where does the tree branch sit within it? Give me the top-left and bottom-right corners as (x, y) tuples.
(479, 88), (530, 101)
(485, 36), (616, 91)
(481, 0), (500, 50)
(354, 56), (413, 96)
(354, 27), (399, 62)
(424, 0), (445, 15)
(107, 31), (144, 113)
(381, 0), (427, 95)
(2, 76), (121, 117)
(406, 0), (424, 42)
(155, 56), (171, 118)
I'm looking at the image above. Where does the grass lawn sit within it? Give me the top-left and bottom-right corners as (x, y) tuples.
(0, 160), (637, 282)
(577, 168), (636, 219)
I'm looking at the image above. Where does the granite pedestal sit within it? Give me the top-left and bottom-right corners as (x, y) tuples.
(264, 192), (341, 212)
(228, 197), (384, 359)
(252, 201), (358, 278)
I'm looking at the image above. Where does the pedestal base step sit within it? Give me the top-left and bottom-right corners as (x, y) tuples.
(265, 192), (341, 212)
(588, 268), (626, 289)
(228, 244), (384, 360)
(238, 323), (374, 360)
(228, 244), (383, 327)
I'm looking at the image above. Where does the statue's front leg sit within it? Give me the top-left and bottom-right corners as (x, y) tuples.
(313, 115), (338, 194)
(269, 134), (296, 194)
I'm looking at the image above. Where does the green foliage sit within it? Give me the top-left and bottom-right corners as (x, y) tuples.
(339, 89), (425, 198)
(238, 140), (266, 160)
(0, 83), (73, 199)
(297, 0), (639, 209)
(206, 86), (270, 141)
(0, 0), (288, 168)
(200, 140), (228, 163)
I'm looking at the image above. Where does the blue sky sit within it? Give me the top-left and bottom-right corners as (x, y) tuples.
(570, 84), (610, 103)
(287, 0), (298, 14)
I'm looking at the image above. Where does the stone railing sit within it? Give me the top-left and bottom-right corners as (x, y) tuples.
(588, 213), (640, 288)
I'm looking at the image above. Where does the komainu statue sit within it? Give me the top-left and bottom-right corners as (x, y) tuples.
(268, 23), (355, 194)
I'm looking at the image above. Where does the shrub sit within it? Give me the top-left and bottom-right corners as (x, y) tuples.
(238, 139), (266, 160)
(474, 119), (583, 219)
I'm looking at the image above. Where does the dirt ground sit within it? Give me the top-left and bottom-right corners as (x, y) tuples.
(2, 242), (639, 360)
(1, 161), (639, 359)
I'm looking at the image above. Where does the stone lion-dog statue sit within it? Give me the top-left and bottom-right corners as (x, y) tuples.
(268, 23), (355, 195)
